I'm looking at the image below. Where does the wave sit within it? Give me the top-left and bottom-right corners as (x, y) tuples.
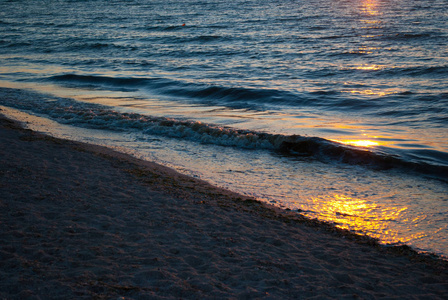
(4, 41), (33, 48)
(338, 65), (448, 78)
(380, 66), (448, 78)
(45, 74), (448, 119)
(45, 74), (387, 111)
(139, 26), (230, 43)
(182, 35), (230, 43)
(140, 24), (188, 32)
(65, 42), (130, 51)
(47, 74), (300, 108)
(383, 32), (436, 41)
(1, 87), (447, 181)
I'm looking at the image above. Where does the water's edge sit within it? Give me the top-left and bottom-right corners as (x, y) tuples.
(1, 107), (447, 265)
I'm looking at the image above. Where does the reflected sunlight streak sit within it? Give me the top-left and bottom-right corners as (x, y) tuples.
(346, 89), (395, 97)
(306, 194), (410, 244)
(361, 0), (380, 16)
(355, 64), (383, 71)
(331, 139), (380, 147)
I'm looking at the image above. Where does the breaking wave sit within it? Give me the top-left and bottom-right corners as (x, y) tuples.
(1, 87), (447, 181)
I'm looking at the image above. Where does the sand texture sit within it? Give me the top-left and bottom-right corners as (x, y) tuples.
(1, 114), (447, 299)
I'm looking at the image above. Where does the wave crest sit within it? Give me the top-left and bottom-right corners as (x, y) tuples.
(1, 87), (447, 181)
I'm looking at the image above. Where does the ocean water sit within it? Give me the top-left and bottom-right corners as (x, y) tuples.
(1, 0), (447, 257)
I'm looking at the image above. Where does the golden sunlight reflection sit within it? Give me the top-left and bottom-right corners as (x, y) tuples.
(361, 20), (381, 25)
(331, 139), (380, 147)
(345, 89), (395, 97)
(306, 194), (410, 244)
(361, 0), (380, 16)
(350, 46), (378, 55)
(355, 64), (383, 71)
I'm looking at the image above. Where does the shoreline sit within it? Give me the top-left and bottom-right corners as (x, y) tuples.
(1, 113), (447, 298)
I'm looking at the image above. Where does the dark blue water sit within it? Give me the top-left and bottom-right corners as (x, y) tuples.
(1, 0), (447, 256)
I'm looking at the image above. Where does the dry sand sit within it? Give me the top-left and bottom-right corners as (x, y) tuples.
(1, 113), (447, 299)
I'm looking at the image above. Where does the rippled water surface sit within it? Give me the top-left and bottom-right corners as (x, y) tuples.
(1, 0), (447, 256)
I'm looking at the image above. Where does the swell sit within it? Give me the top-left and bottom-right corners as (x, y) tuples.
(378, 32), (440, 41)
(336, 65), (448, 79)
(47, 74), (299, 108)
(46, 74), (448, 118)
(377, 65), (448, 78)
(1, 87), (447, 181)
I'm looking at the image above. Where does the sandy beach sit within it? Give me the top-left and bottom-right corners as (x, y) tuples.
(0, 113), (447, 299)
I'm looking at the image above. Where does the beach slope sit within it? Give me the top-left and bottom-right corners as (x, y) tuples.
(1, 114), (447, 299)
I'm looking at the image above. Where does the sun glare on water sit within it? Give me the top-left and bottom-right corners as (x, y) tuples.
(332, 139), (380, 147)
(362, 0), (380, 16)
(306, 193), (412, 245)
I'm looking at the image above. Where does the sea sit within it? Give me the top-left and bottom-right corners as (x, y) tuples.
(1, 0), (447, 258)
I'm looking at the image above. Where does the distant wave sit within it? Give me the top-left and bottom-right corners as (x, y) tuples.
(45, 74), (374, 111)
(179, 35), (231, 43)
(65, 42), (130, 51)
(338, 65), (448, 78)
(46, 74), (448, 120)
(1, 87), (447, 181)
(384, 32), (436, 41)
(380, 66), (448, 78)
(47, 74), (300, 108)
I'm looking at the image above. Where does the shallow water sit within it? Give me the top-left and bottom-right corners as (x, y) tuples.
(1, 0), (447, 256)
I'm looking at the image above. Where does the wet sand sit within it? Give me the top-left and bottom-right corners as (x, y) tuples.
(1, 113), (447, 299)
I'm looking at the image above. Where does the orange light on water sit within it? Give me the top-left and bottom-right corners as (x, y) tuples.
(331, 139), (380, 147)
(355, 64), (382, 71)
(345, 89), (394, 97)
(362, 0), (380, 16)
(306, 194), (410, 244)
(318, 194), (372, 218)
